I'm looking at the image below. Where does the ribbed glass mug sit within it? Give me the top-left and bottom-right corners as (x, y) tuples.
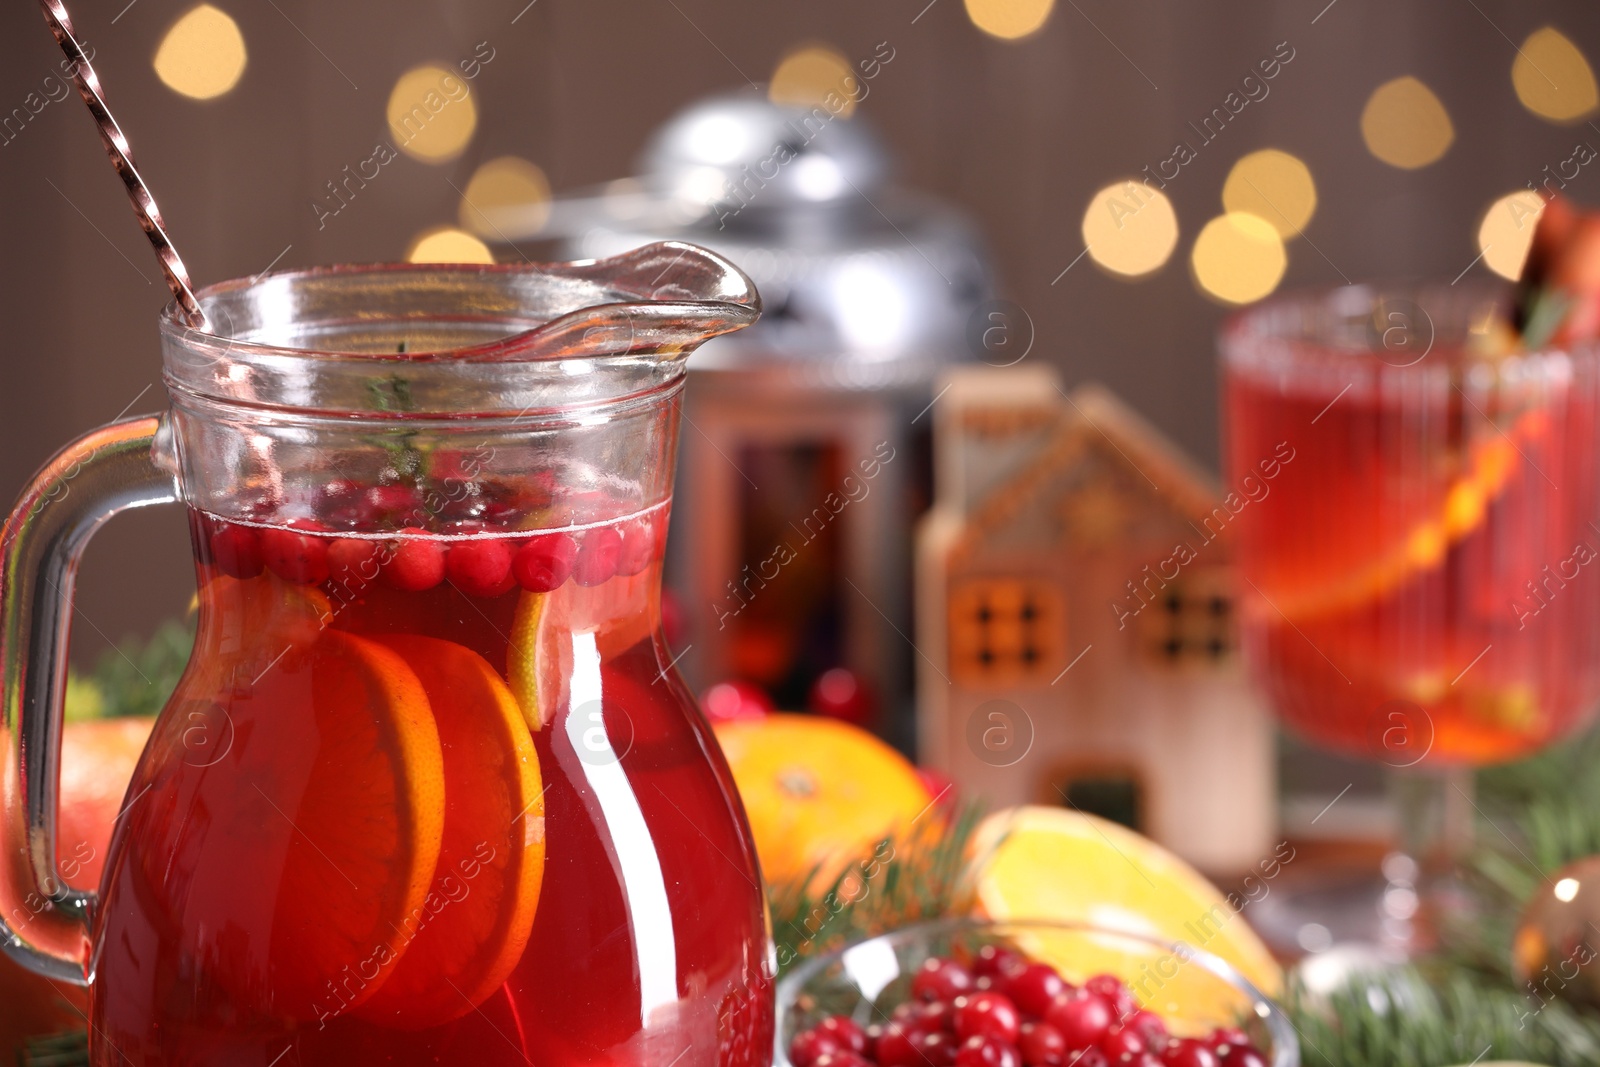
(0, 242), (775, 1065)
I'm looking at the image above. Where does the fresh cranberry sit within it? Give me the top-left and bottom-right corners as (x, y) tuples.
(788, 1029), (843, 1067)
(1219, 1049), (1267, 1067)
(955, 992), (1021, 1045)
(808, 667), (876, 725)
(1127, 1011), (1168, 1045)
(1006, 963), (1067, 1018)
(915, 1030), (959, 1067)
(955, 1034), (1021, 1067)
(1045, 993), (1113, 1050)
(972, 945), (1025, 980)
(1160, 1038), (1218, 1067)
(382, 530), (446, 591)
(914, 958), (976, 1003)
(446, 538), (516, 597)
(1100, 1025), (1145, 1059)
(615, 515), (657, 576)
(512, 533), (577, 592)
(917, 766), (959, 806)
(573, 525), (623, 587)
(314, 479), (365, 525)
(260, 525), (330, 585)
(1018, 1021), (1066, 1066)
(701, 680), (774, 723)
(1206, 1028), (1249, 1053)
(209, 523), (263, 579)
(1083, 975), (1137, 1021)
(891, 999), (952, 1033)
(814, 1017), (868, 1055)
(327, 537), (381, 592)
(873, 1022), (925, 1067)
(363, 484), (426, 526)
(811, 1054), (871, 1067)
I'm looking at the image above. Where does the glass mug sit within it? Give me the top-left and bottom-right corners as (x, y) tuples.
(0, 243), (775, 1065)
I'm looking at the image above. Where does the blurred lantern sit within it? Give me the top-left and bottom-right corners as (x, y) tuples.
(561, 92), (992, 745)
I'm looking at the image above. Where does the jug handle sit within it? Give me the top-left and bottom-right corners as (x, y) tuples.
(0, 416), (177, 984)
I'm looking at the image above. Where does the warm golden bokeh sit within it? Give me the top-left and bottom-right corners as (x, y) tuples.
(1513, 27), (1599, 123)
(1191, 213), (1287, 305)
(387, 65), (478, 163)
(965, 0), (1055, 41)
(459, 157), (552, 238)
(1360, 76), (1454, 170)
(1477, 191), (1547, 281)
(1081, 180), (1179, 278)
(769, 45), (859, 118)
(406, 227), (495, 265)
(1222, 150), (1317, 239)
(153, 4), (248, 101)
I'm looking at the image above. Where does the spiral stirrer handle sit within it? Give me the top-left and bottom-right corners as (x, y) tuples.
(38, 0), (207, 328)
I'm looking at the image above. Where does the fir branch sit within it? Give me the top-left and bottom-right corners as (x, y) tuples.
(769, 800), (987, 977)
(65, 617), (194, 721)
(1289, 968), (1600, 1067)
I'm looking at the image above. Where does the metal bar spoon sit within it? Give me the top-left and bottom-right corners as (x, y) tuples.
(37, 0), (208, 328)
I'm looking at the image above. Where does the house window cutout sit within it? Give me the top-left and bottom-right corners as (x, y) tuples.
(1138, 566), (1235, 665)
(1041, 764), (1145, 833)
(948, 578), (1062, 686)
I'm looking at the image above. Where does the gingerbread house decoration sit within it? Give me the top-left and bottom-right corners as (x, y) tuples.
(915, 367), (1275, 874)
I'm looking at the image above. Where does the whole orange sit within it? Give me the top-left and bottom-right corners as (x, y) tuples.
(712, 713), (931, 888)
(1, 716), (154, 1057)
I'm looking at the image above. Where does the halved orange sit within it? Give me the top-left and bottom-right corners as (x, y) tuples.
(169, 629), (445, 1020)
(507, 569), (655, 730)
(356, 635), (545, 1029)
(712, 713), (931, 888)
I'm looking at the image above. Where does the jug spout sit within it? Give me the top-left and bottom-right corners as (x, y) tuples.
(498, 240), (762, 362)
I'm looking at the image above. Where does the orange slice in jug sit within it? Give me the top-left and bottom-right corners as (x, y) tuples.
(183, 629), (446, 1020)
(507, 569), (655, 730)
(355, 635), (546, 1029)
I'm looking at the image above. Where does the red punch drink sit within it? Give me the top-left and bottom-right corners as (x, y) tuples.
(93, 496), (772, 1063)
(1223, 286), (1600, 766)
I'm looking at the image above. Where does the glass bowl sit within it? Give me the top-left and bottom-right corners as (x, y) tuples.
(774, 918), (1298, 1067)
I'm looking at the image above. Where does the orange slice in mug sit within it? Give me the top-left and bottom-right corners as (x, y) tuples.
(356, 635), (545, 1029)
(1256, 408), (1546, 622)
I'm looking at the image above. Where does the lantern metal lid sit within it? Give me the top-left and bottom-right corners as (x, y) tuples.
(567, 91), (993, 395)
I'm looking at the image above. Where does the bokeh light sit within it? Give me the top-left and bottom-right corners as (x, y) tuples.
(1513, 27), (1599, 123)
(1222, 150), (1317, 239)
(407, 227), (494, 265)
(769, 45), (858, 118)
(459, 157), (552, 238)
(965, 0), (1054, 41)
(1081, 181), (1179, 278)
(1477, 191), (1547, 281)
(1360, 76), (1454, 170)
(153, 5), (247, 101)
(1191, 213), (1286, 305)
(387, 65), (478, 163)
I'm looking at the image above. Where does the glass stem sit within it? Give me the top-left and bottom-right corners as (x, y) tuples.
(1391, 765), (1475, 868)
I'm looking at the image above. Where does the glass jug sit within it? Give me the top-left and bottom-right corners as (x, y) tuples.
(0, 242), (774, 1065)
